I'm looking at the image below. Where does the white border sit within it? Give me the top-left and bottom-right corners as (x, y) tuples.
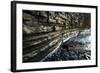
(16, 3), (96, 70)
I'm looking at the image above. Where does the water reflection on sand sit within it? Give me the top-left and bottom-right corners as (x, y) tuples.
(44, 29), (91, 61)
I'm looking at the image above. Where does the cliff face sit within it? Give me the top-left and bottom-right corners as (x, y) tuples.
(22, 10), (91, 62)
